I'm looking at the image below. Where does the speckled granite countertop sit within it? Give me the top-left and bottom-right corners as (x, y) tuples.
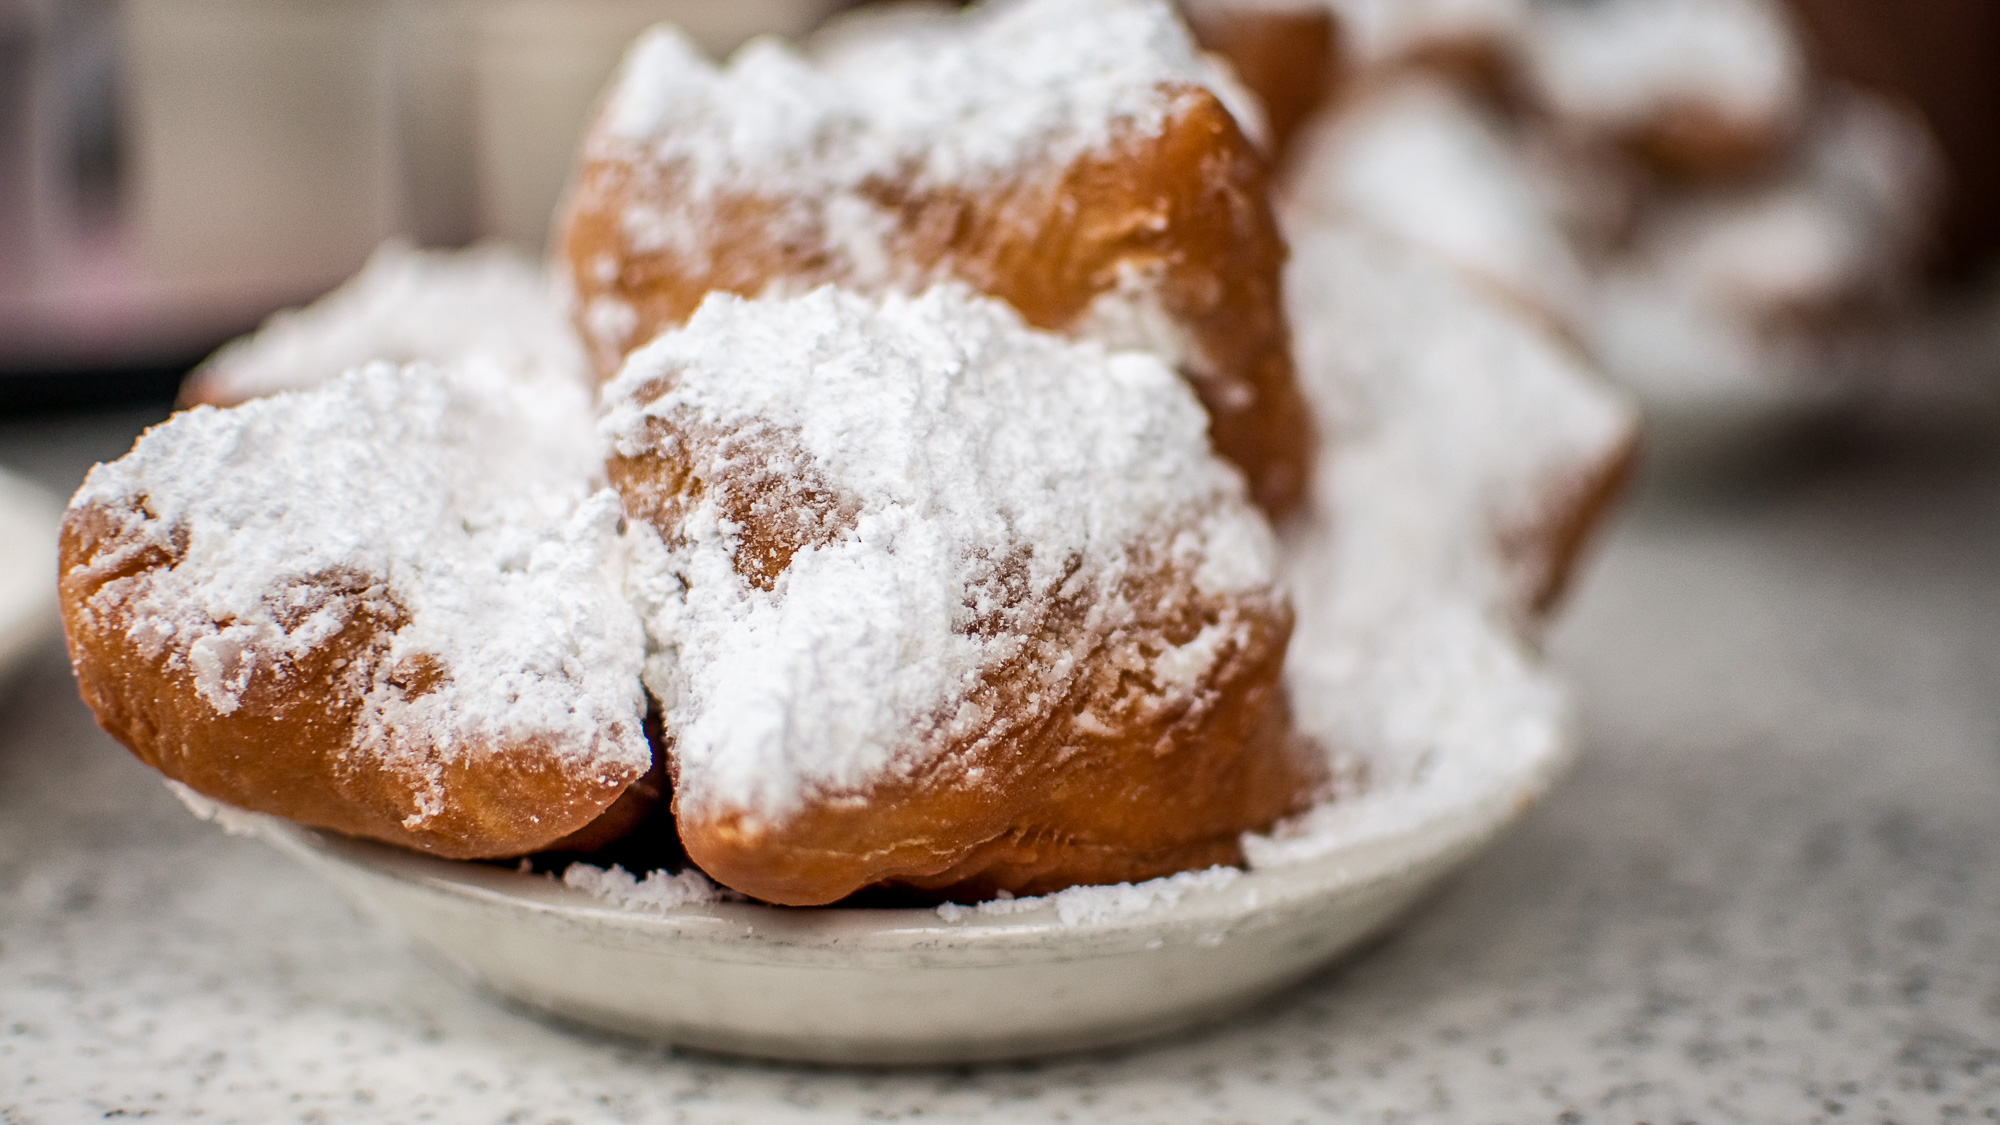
(3, 409), (1998, 1124)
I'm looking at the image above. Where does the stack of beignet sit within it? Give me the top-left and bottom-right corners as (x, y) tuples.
(59, 0), (1633, 909)
(559, 0), (1311, 517)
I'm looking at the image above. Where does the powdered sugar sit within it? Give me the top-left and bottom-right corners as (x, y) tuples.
(935, 865), (1241, 927)
(1329, 0), (1527, 69)
(562, 863), (721, 913)
(71, 362), (650, 824)
(1524, 0), (1805, 137)
(183, 241), (589, 407)
(1243, 214), (1633, 867)
(604, 284), (1277, 824)
(1285, 76), (1589, 329)
(599, 0), (1263, 197)
(1283, 215), (1631, 627)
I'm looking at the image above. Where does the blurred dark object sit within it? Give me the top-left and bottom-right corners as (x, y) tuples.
(0, 0), (850, 414)
(1781, 0), (2000, 283)
(1, 356), (187, 414)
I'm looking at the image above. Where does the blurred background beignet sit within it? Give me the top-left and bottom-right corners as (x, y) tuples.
(1521, 0), (1808, 183)
(561, 0), (1313, 518)
(60, 362), (653, 859)
(180, 241), (589, 409)
(604, 285), (1316, 907)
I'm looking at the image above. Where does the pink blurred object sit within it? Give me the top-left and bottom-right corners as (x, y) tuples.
(0, 0), (846, 372)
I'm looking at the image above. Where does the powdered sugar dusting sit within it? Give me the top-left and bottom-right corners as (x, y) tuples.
(184, 241), (589, 406)
(594, 0), (1264, 200)
(1281, 215), (1631, 627)
(562, 863), (721, 913)
(72, 362), (650, 821)
(604, 285), (1277, 823)
(935, 865), (1241, 927)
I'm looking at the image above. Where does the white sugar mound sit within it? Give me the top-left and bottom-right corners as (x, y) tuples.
(563, 863), (721, 913)
(596, 0), (1264, 197)
(1250, 215), (1635, 867)
(185, 241), (589, 406)
(605, 284), (1276, 824)
(73, 362), (650, 825)
(1525, 0), (1805, 133)
(936, 865), (1241, 927)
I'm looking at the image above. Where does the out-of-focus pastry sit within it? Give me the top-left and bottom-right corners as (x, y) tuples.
(1327, 0), (1528, 96)
(1588, 88), (1941, 399)
(181, 241), (588, 408)
(1251, 212), (1636, 874)
(1283, 214), (1636, 623)
(604, 284), (1315, 907)
(558, 0), (1313, 517)
(61, 361), (656, 859)
(1522, 0), (1808, 181)
(1284, 74), (1589, 335)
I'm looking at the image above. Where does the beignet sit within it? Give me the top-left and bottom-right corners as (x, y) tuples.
(1522, 0), (1807, 181)
(1282, 215), (1636, 622)
(604, 285), (1317, 906)
(60, 362), (653, 858)
(560, 0), (1312, 517)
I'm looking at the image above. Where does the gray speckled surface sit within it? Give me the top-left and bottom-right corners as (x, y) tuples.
(3, 411), (1999, 1124)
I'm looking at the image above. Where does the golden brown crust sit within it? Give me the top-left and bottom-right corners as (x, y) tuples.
(560, 84), (1313, 519)
(667, 562), (1315, 907)
(609, 386), (1320, 908)
(59, 499), (652, 860)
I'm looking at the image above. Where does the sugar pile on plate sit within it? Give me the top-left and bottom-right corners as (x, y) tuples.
(596, 0), (1261, 202)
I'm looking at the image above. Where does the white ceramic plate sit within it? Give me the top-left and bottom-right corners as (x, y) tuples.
(232, 714), (1565, 1066)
